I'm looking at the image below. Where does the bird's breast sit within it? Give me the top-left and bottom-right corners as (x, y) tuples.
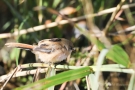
(36, 49), (69, 63)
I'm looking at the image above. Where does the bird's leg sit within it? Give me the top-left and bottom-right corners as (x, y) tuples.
(45, 62), (53, 78)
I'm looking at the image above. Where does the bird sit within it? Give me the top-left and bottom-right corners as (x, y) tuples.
(5, 38), (74, 64)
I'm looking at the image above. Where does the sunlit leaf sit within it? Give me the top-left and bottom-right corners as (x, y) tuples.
(106, 45), (131, 68)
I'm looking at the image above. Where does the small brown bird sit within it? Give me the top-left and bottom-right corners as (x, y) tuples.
(5, 38), (74, 64)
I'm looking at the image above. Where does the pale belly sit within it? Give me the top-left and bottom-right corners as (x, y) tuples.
(36, 51), (69, 63)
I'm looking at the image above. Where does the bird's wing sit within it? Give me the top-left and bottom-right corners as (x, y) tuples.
(34, 38), (62, 53)
(33, 46), (53, 53)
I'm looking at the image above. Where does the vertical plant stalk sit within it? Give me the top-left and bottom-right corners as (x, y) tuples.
(86, 76), (91, 90)
(37, 0), (43, 23)
(81, 0), (112, 49)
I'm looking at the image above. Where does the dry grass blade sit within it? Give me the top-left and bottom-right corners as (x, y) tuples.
(103, 0), (126, 34)
(0, 68), (47, 83)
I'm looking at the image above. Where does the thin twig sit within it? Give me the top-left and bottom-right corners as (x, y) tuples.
(109, 25), (135, 36)
(0, 66), (20, 90)
(104, 0), (126, 34)
(0, 68), (47, 83)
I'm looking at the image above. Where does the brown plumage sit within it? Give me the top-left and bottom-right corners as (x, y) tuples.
(5, 38), (74, 64)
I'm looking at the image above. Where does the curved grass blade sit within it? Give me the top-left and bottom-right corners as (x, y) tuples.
(14, 66), (93, 90)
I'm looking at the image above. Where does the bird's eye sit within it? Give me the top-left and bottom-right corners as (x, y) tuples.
(69, 46), (72, 49)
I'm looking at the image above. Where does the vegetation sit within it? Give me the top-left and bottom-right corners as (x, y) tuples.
(0, 0), (135, 90)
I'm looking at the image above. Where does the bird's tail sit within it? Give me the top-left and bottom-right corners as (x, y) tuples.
(5, 43), (33, 50)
